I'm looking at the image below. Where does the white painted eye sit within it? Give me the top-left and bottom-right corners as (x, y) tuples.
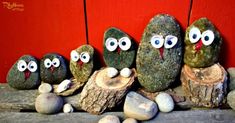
(164, 35), (178, 49)
(189, 27), (201, 43)
(80, 52), (90, 63)
(150, 35), (164, 48)
(52, 58), (60, 68)
(17, 60), (27, 72)
(119, 37), (131, 51)
(201, 30), (215, 46)
(28, 61), (37, 72)
(44, 58), (52, 68)
(105, 37), (118, 52)
(70, 50), (79, 62)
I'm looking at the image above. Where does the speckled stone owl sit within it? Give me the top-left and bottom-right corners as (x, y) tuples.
(40, 53), (68, 84)
(7, 55), (40, 89)
(70, 45), (94, 83)
(184, 18), (222, 68)
(136, 14), (183, 92)
(103, 27), (136, 78)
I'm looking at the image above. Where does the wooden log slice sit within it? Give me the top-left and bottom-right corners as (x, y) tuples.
(180, 63), (227, 107)
(79, 68), (136, 115)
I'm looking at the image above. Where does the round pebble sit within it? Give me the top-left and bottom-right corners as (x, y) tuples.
(227, 90), (235, 110)
(98, 115), (120, 123)
(63, 103), (74, 113)
(38, 83), (52, 94)
(122, 118), (138, 123)
(155, 92), (174, 113)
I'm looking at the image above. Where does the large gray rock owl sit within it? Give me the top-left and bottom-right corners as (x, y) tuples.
(136, 14), (183, 92)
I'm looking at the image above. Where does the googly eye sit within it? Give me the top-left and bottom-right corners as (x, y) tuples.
(52, 58), (60, 68)
(70, 50), (79, 62)
(201, 30), (215, 46)
(80, 52), (90, 63)
(44, 58), (52, 68)
(118, 37), (131, 51)
(105, 37), (118, 52)
(164, 35), (178, 49)
(28, 61), (37, 72)
(17, 60), (27, 72)
(150, 35), (164, 48)
(189, 27), (201, 43)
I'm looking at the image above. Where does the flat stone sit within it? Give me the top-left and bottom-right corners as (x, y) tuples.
(136, 14), (182, 92)
(124, 91), (158, 121)
(227, 68), (235, 91)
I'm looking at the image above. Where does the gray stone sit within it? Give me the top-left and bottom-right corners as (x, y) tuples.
(98, 115), (120, 123)
(122, 118), (138, 123)
(227, 68), (235, 91)
(38, 83), (52, 94)
(227, 90), (235, 110)
(124, 91), (158, 121)
(155, 92), (174, 112)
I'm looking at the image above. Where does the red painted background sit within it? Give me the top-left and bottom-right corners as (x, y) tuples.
(0, 0), (234, 82)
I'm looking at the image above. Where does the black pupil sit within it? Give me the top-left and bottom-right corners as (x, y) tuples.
(193, 34), (197, 39)
(83, 56), (86, 59)
(31, 66), (34, 68)
(122, 41), (126, 46)
(155, 40), (160, 45)
(22, 66), (25, 68)
(204, 36), (209, 41)
(167, 40), (172, 45)
(47, 63), (50, 65)
(54, 62), (57, 65)
(110, 42), (115, 46)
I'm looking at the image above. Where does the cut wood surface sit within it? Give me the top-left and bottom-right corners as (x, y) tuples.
(181, 63), (227, 107)
(79, 68), (136, 115)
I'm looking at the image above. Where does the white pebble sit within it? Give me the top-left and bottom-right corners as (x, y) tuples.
(98, 115), (120, 123)
(155, 92), (174, 113)
(122, 118), (138, 123)
(63, 103), (74, 113)
(120, 68), (132, 78)
(56, 79), (71, 93)
(38, 83), (52, 94)
(107, 67), (118, 78)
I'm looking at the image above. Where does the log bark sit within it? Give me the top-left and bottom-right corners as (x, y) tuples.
(79, 68), (136, 115)
(180, 63), (227, 107)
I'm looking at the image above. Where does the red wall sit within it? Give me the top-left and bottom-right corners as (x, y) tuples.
(0, 0), (235, 82)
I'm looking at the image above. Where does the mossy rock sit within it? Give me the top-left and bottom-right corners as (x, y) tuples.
(70, 45), (94, 84)
(40, 53), (68, 84)
(136, 14), (183, 92)
(103, 27), (136, 70)
(7, 55), (40, 89)
(184, 18), (222, 68)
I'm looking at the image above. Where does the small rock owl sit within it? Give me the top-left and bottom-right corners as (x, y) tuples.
(70, 45), (94, 83)
(40, 53), (68, 84)
(7, 55), (40, 89)
(136, 14), (183, 92)
(184, 18), (222, 68)
(103, 27), (136, 78)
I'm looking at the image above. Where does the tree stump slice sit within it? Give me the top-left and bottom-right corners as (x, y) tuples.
(180, 63), (227, 107)
(79, 68), (136, 115)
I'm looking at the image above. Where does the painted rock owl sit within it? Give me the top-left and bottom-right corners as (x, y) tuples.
(40, 53), (68, 84)
(103, 27), (136, 78)
(7, 55), (40, 89)
(70, 45), (94, 84)
(136, 14), (183, 92)
(184, 18), (222, 68)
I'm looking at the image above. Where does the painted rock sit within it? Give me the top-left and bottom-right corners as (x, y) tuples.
(155, 92), (174, 112)
(40, 53), (68, 84)
(227, 68), (235, 91)
(70, 45), (94, 83)
(103, 27), (136, 70)
(136, 14), (183, 92)
(7, 55), (40, 90)
(124, 91), (158, 121)
(227, 90), (235, 110)
(122, 118), (138, 123)
(184, 18), (222, 68)
(98, 115), (120, 123)
(35, 93), (63, 114)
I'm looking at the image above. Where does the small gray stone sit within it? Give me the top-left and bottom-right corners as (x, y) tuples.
(227, 90), (235, 110)
(155, 92), (174, 112)
(227, 68), (235, 91)
(98, 115), (120, 123)
(122, 118), (138, 123)
(124, 91), (158, 121)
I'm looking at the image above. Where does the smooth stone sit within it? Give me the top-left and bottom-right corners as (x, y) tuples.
(120, 68), (132, 78)
(107, 67), (119, 78)
(124, 91), (158, 121)
(98, 115), (120, 123)
(63, 103), (74, 113)
(155, 92), (174, 112)
(227, 90), (235, 110)
(184, 18), (222, 68)
(136, 14), (182, 92)
(35, 93), (63, 114)
(122, 118), (138, 123)
(38, 83), (52, 94)
(227, 68), (235, 91)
